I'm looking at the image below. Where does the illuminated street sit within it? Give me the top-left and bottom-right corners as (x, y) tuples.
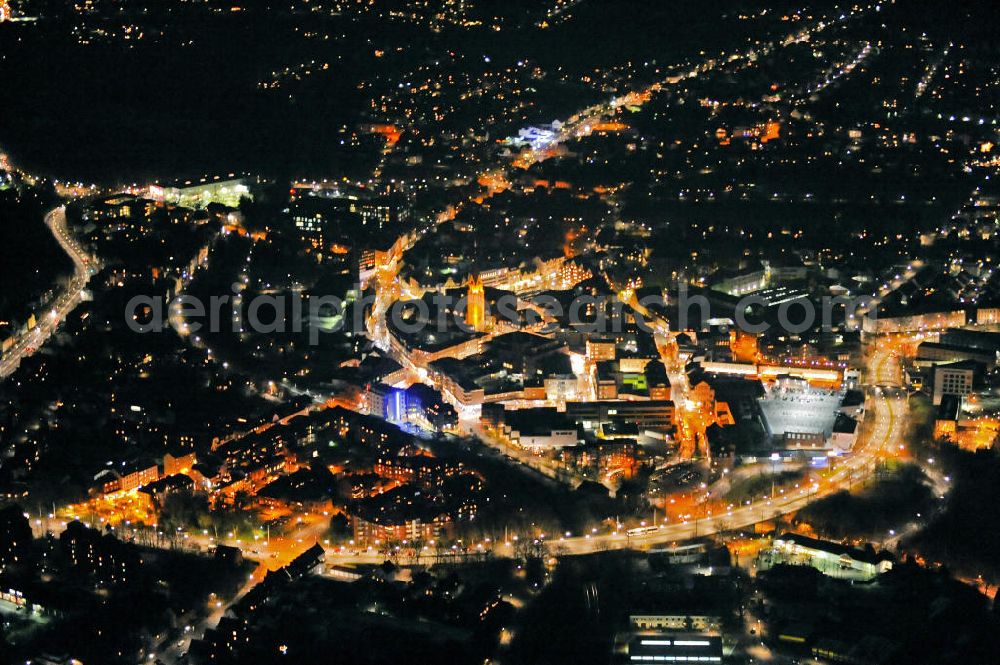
(0, 207), (97, 379)
(2, 1), (1000, 663)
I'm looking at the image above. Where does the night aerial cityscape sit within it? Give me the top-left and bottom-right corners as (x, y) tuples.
(1, 1), (1000, 664)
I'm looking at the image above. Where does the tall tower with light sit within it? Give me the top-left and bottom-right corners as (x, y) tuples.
(465, 274), (486, 331)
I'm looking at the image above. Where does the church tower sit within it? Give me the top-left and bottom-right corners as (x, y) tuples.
(465, 275), (485, 331)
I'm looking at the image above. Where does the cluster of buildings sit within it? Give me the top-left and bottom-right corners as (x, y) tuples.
(287, 187), (413, 276)
(428, 331), (578, 409)
(77, 187), (247, 246)
(93, 450), (198, 498)
(59, 520), (142, 586)
(187, 542), (326, 664)
(369, 382), (458, 433)
(325, 406), (483, 545)
(374, 255), (877, 479)
(863, 265), (1000, 335)
(85, 392), (486, 547)
(682, 358), (861, 463)
(398, 211), (593, 296)
(610, 544), (735, 664)
(909, 328), (1000, 450)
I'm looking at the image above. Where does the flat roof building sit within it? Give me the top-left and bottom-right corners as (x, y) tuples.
(624, 634), (723, 664)
(771, 533), (894, 581)
(566, 400), (675, 432)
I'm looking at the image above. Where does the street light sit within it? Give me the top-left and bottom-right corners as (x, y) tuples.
(770, 452), (780, 498)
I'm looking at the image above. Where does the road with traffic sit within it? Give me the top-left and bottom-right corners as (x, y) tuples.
(131, 339), (907, 567)
(0, 206), (97, 379)
(338, 0), (899, 561)
(552, 346), (906, 555)
(28, 0), (900, 571)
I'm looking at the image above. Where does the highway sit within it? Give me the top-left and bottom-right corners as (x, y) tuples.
(0, 206), (97, 379)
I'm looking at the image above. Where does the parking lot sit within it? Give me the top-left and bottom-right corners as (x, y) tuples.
(759, 385), (842, 439)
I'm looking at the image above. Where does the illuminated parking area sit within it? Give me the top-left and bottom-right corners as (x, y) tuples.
(758, 381), (842, 445)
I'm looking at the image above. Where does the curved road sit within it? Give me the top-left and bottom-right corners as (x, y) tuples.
(213, 347), (904, 565)
(550, 348), (904, 555)
(0, 206), (96, 379)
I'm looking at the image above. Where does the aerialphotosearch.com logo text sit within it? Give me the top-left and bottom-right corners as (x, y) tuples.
(125, 283), (877, 343)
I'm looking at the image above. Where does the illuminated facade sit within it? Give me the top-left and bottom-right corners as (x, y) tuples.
(932, 363), (975, 405)
(771, 533), (893, 581)
(863, 309), (966, 334)
(586, 337), (617, 362)
(465, 275), (486, 331)
(352, 513), (452, 545)
(148, 177), (252, 209)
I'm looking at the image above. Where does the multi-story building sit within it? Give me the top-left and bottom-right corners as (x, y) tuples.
(373, 455), (470, 489)
(380, 383), (459, 432)
(620, 633), (723, 665)
(60, 521), (140, 586)
(352, 512), (453, 545)
(917, 342), (996, 369)
(863, 309), (966, 334)
(0, 504), (32, 572)
(148, 177), (252, 209)
(932, 361), (978, 405)
(630, 613), (722, 633)
(707, 264), (767, 296)
(163, 450), (197, 477)
(101, 459), (161, 495)
(566, 400), (675, 432)
(465, 275), (486, 331)
(493, 407), (580, 450)
(544, 374), (579, 402)
(586, 336), (617, 362)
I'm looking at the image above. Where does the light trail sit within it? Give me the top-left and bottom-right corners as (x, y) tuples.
(1, 207), (99, 379)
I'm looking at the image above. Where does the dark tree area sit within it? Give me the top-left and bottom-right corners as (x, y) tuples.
(327, 512), (352, 542)
(0, 184), (72, 325)
(796, 464), (935, 541)
(760, 561), (1000, 665)
(508, 551), (745, 665)
(903, 447), (1000, 583)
